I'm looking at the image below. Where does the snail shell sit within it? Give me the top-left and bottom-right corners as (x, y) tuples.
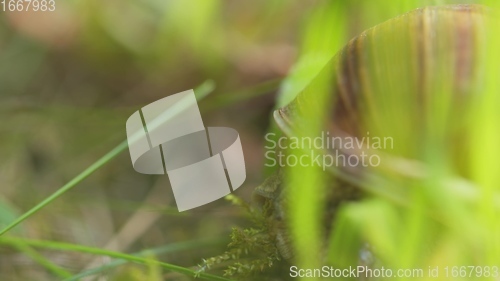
(258, 4), (487, 261)
(276, 4), (485, 162)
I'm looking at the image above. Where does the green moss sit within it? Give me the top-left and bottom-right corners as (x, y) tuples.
(197, 195), (281, 279)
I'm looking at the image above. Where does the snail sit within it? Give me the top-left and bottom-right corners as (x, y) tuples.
(254, 4), (487, 263)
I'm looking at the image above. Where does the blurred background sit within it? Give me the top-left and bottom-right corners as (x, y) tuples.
(0, 1), (313, 280)
(0, 0), (496, 281)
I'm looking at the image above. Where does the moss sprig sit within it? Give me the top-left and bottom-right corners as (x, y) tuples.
(196, 195), (281, 279)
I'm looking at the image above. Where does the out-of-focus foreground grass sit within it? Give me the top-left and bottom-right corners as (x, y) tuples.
(285, 1), (500, 281)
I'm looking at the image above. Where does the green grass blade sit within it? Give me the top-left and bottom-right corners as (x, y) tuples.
(0, 140), (128, 237)
(10, 241), (72, 278)
(0, 236), (232, 281)
(65, 238), (225, 281)
(0, 80), (215, 236)
(282, 2), (346, 278)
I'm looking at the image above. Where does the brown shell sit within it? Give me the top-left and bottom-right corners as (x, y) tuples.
(275, 4), (486, 148)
